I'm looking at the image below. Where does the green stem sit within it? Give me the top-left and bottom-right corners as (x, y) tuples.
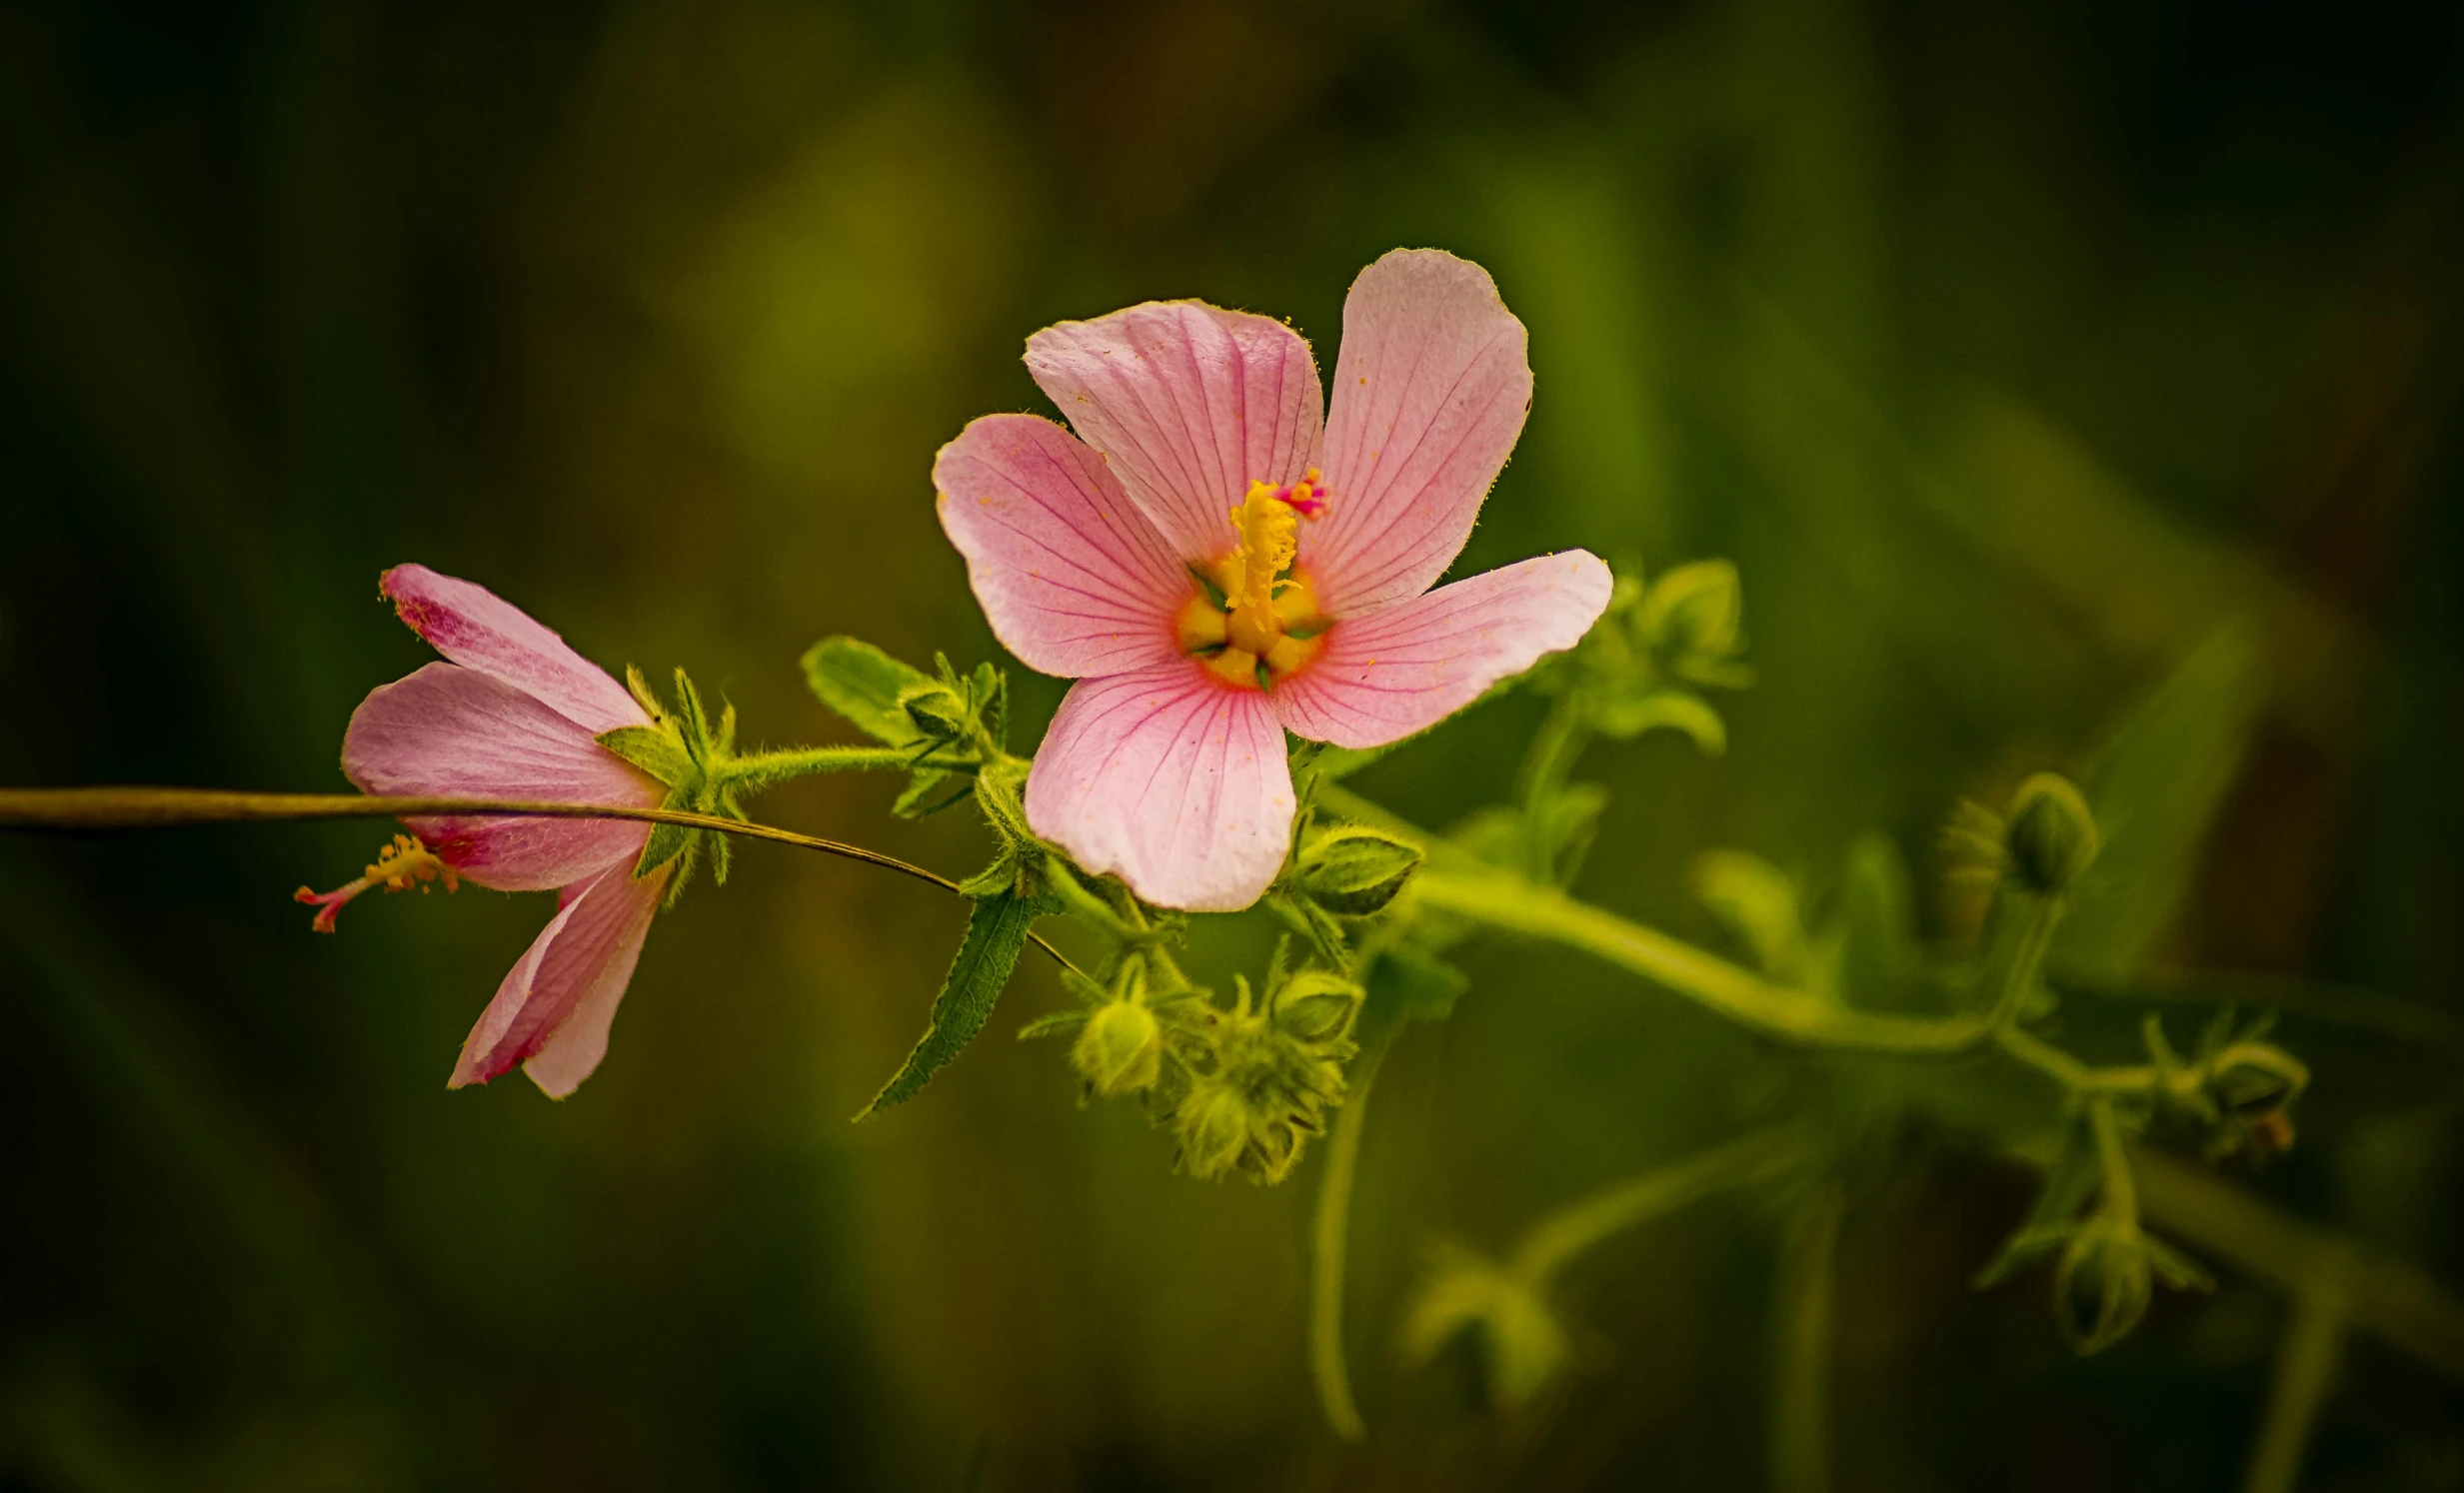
(1516, 699), (1589, 812)
(1510, 1125), (1812, 1284)
(2242, 1250), (2352, 1493)
(1309, 1028), (1392, 1443)
(2089, 1096), (2137, 1223)
(0, 786), (1079, 972)
(1984, 893), (2063, 1032)
(1771, 1182), (1844, 1493)
(718, 746), (914, 793)
(1411, 866), (1987, 1055)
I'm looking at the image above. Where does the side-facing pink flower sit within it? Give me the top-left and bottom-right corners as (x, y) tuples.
(938, 249), (1612, 910)
(299, 565), (669, 1096)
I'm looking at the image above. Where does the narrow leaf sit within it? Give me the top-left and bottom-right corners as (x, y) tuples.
(857, 889), (1051, 1119)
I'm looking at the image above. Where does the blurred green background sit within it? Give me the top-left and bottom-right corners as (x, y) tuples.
(2, 0), (2460, 1487)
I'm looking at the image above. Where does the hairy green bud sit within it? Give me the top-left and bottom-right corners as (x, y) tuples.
(2004, 772), (2100, 897)
(1271, 967), (1363, 1044)
(1072, 999), (1163, 1096)
(899, 684), (972, 742)
(1176, 1078), (1255, 1181)
(1293, 823), (1423, 916)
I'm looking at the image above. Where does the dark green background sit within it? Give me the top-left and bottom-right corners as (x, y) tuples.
(2, 0), (2459, 1487)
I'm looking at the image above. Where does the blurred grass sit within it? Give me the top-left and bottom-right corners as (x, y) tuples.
(2, 0), (2461, 1487)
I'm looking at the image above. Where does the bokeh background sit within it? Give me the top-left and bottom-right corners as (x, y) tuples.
(3, 0), (2461, 1487)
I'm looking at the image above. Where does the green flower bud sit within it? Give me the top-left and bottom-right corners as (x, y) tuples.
(1294, 823), (1423, 915)
(899, 684), (972, 741)
(2053, 1219), (2153, 1354)
(1640, 560), (1743, 657)
(2209, 1041), (2307, 1118)
(1071, 999), (1163, 1096)
(1271, 968), (1363, 1044)
(1176, 1078), (1255, 1181)
(2004, 772), (2100, 897)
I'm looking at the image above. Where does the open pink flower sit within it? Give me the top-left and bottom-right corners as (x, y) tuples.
(302, 565), (669, 1096)
(938, 249), (1612, 911)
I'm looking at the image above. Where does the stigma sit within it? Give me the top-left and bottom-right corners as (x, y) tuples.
(1179, 471), (1332, 690)
(295, 833), (459, 932)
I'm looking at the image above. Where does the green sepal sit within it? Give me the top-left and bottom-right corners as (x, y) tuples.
(1016, 1009), (1090, 1041)
(596, 724), (698, 787)
(801, 636), (935, 746)
(856, 887), (1056, 1119)
(892, 768), (970, 818)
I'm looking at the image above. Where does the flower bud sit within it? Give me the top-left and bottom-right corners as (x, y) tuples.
(1640, 560), (1743, 659)
(2208, 1041), (2308, 1118)
(899, 684), (972, 742)
(2004, 772), (2099, 897)
(1071, 999), (1163, 1096)
(1271, 968), (1363, 1044)
(1293, 824), (1423, 915)
(2053, 1219), (2153, 1354)
(1176, 1078), (1255, 1181)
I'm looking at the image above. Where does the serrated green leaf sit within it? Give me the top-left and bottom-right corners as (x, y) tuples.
(857, 889), (1052, 1119)
(596, 725), (697, 786)
(802, 636), (935, 746)
(2053, 627), (2261, 984)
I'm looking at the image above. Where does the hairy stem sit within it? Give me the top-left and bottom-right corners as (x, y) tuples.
(718, 746), (915, 793)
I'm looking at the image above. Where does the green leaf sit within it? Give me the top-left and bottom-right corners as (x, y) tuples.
(1362, 943), (1469, 1034)
(856, 889), (1052, 1119)
(1691, 849), (1806, 982)
(1834, 833), (1923, 1009)
(2053, 627), (2261, 984)
(1590, 688), (1726, 753)
(596, 725), (697, 787)
(801, 636), (935, 746)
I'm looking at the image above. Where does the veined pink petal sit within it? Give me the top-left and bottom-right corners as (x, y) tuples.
(344, 662), (660, 891)
(1024, 661), (1295, 912)
(1273, 552), (1612, 749)
(381, 564), (648, 735)
(1024, 302), (1323, 565)
(1305, 251), (1533, 618)
(935, 414), (1189, 679)
(450, 860), (671, 1094)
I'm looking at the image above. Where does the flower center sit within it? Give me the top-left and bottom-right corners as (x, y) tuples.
(295, 832), (459, 932)
(1177, 472), (1332, 690)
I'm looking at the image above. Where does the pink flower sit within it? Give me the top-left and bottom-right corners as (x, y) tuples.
(302, 565), (669, 1096)
(938, 249), (1612, 911)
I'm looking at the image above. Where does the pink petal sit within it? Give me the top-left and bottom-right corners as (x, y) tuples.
(381, 564), (648, 735)
(1272, 551), (1613, 749)
(450, 860), (671, 1094)
(1304, 251), (1534, 618)
(344, 662), (660, 891)
(1024, 661), (1295, 912)
(1024, 302), (1324, 564)
(935, 414), (1190, 679)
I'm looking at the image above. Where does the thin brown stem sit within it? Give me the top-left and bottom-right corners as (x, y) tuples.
(0, 786), (1079, 971)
